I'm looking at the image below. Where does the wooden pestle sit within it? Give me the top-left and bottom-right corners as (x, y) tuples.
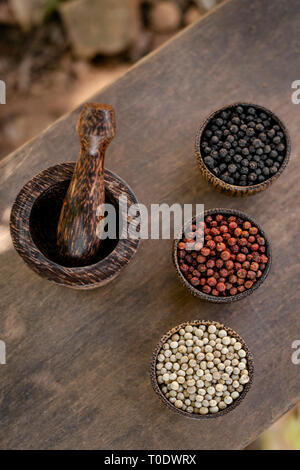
(57, 103), (116, 266)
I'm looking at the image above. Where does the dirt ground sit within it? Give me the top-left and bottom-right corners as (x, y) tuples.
(0, 52), (129, 160)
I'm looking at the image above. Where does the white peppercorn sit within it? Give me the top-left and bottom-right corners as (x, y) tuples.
(155, 323), (250, 415)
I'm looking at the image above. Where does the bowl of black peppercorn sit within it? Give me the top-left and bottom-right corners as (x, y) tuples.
(195, 103), (290, 196)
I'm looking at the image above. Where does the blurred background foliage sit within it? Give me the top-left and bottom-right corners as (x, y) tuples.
(0, 0), (299, 449)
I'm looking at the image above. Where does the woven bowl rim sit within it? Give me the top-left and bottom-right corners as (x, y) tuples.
(195, 102), (291, 193)
(173, 208), (271, 303)
(150, 319), (254, 419)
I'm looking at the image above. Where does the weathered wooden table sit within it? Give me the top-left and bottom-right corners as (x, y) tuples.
(0, 0), (299, 450)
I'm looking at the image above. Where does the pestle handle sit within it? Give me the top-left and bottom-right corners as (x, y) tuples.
(57, 103), (116, 266)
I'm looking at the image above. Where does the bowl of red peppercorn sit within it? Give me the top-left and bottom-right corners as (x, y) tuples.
(173, 209), (271, 303)
(195, 103), (290, 196)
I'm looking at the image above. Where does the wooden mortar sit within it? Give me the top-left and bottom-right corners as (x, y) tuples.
(10, 104), (140, 289)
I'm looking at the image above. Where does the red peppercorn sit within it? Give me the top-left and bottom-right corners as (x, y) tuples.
(249, 226), (258, 235)
(178, 213), (268, 298)
(202, 285), (211, 294)
(207, 240), (216, 250)
(200, 247), (210, 256)
(250, 262), (259, 272)
(220, 268), (229, 278)
(247, 270), (256, 280)
(257, 236), (265, 245)
(191, 277), (200, 286)
(260, 254), (268, 264)
(245, 280), (253, 289)
(216, 242), (226, 252)
(225, 260), (234, 270)
(206, 259), (215, 268)
(207, 277), (217, 287)
(220, 250), (231, 261)
(242, 261), (250, 269)
(237, 269), (247, 279)
(180, 264), (189, 273)
(234, 227), (242, 237)
(210, 227), (219, 236)
(238, 238), (248, 247)
(216, 282), (226, 292)
(231, 245), (239, 254)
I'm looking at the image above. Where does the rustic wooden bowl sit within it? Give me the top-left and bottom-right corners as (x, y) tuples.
(151, 320), (254, 419)
(173, 208), (271, 303)
(10, 162), (140, 289)
(195, 103), (291, 197)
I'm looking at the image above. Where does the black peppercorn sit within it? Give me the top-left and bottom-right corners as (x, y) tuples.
(201, 104), (287, 186)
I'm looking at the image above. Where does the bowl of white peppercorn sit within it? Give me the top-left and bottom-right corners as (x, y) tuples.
(150, 320), (254, 419)
(195, 103), (291, 197)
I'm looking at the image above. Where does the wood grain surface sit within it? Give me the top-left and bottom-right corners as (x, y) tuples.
(0, 0), (299, 450)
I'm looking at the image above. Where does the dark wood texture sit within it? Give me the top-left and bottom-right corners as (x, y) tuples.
(173, 209), (271, 303)
(0, 0), (299, 450)
(10, 163), (140, 289)
(195, 103), (291, 196)
(150, 320), (254, 419)
(57, 104), (116, 265)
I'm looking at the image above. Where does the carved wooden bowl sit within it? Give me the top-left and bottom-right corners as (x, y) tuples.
(10, 162), (140, 289)
(151, 320), (254, 419)
(195, 103), (291, 196)
(173, 208), (271, 303)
